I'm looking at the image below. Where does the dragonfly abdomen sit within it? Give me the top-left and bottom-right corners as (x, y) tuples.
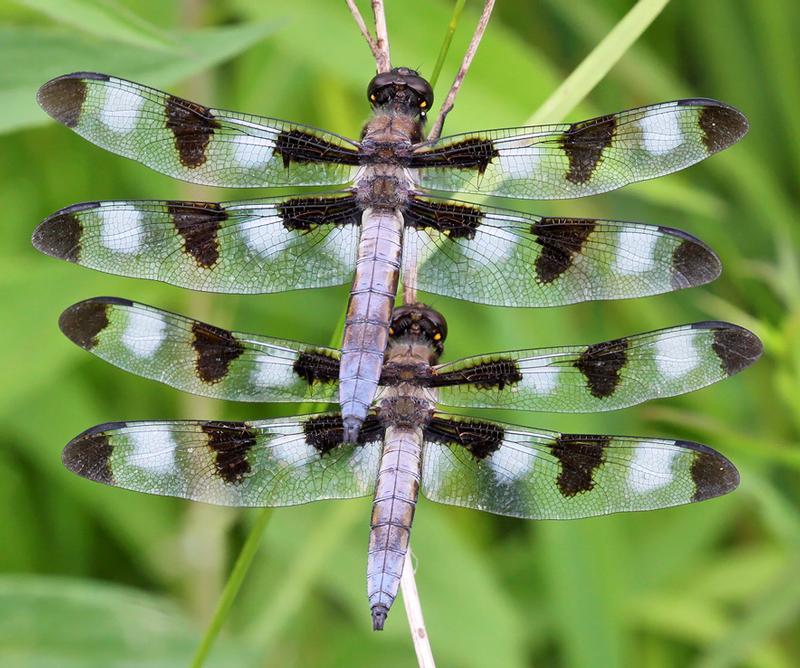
(340, 208), (403, 442)
(367, 424), (422, 631)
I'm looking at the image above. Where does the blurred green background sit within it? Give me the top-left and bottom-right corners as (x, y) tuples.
(1, 0), (798, 666)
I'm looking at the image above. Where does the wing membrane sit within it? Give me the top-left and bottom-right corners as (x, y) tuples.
(60, 298), (340, 403)
(38, 72), (360, 188)
(33, 194), (360, 294)
(403, 196), (720, 306)
(62, 414), (383, 506)
(421, 415), (738, 519)
(412, 100), (747, 199)
(432, 322), (762, 412)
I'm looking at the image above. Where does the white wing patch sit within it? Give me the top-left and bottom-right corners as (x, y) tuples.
(639, 106), (683, 156)
(122, 309), (166, 358)
(100, 82), (144, 133)
(127, 429), (175, 475)
(488, 443), (535, 483)
(251, 355), (299, 393)
(98, 206), (144, 253)
(655, 329), (700, 379)
(627, 444), (678, 493)
(232, 134), (275, 168)
(614, 229), (658, 275)
(518, 358), (560, 395)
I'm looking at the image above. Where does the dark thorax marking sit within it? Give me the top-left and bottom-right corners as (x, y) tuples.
(277, 195), (361, 232)
(551, 434), (608, 497)
(380, 361), (432, 386)
(574, 337), (629, 398)
(670, 235), (719, 289)
(168, 201), (227, 268)
(532, 218), (596, 283)
(37, 74), (95, 128)
(202, 421), (256, 484)
(190, 321), (245, 384)
(425, 417), (504, 460)
(687, 441), (739, 502)
(561, 115), (616, 184)
(430, 358), (523, 390)
(411, 137), (498, 174)
(274, 129), (361, 168)
(63, 422), (120, 485)
(293, 350), (340, 385)
(303, 414), (384, 454)
(59, 298), (127, 350)
(405, 197), (484, 240)
(165, 95), (220, 168)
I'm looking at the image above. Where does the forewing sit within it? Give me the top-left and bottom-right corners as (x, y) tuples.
(432, 322), (762, 411)
(59, 297), (340, 404)
(37, 72), (360, 187)
(33, 194), (360, 294)
(403, 196), (720, 306)
(62, 414), (384, 506)
(411, 99), (747, 199)
(421, 415), (738, 519)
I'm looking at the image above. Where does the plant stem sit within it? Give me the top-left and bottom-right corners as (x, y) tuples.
(371, 0), (391, 72)
(401, 549), (436, 667)
(428, 0), (467, 89)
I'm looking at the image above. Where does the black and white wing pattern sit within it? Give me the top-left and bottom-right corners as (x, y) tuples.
(430, 322), (762, 412)
(62, 414), (384, 506)
(421, 416), (738, 519)
(402, 196), (720, 306)
(33, 195), (360, 294)
(411, 100), (747, 199)
(37, 73), (360, 188)
(59, 298), (341, 404)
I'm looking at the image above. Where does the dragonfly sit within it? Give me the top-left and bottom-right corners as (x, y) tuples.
(33, 69), (748, 443)
(59, 297), (761, 629)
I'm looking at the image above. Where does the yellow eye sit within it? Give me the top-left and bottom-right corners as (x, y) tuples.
(433, 332), (442, 341)
(420, 100), (427, 108)
(370, 93), (377, 102)
(388, 327), (395, 335)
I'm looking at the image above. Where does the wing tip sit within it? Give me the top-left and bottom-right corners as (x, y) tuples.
(37, 73), (109, 127)
(62, 421), (124, 484)
(674, 439), (740, 501)
(677, 97), (749, 151)
(33, 203), (100, 262)
(701, 322), (763, 375)
(59, 298), (128, 350)
(659, 226), (722, 288)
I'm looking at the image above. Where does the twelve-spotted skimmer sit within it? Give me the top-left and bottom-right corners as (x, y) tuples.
(59, 298), (761, 629)
(33, 69), (748, 443)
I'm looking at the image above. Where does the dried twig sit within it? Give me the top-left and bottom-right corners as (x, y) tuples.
(371, 0), (392, 72)
(345, 0), (381, 63)
(427, 0), (495, 140)
(401, 549), (435, 666)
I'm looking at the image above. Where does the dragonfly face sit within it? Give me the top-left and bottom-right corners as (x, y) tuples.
(367, 67), (434, 119)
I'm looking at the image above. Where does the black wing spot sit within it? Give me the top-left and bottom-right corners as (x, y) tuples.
(62, 422), (121, 485)
(685, 441), (740, 502)
(58, 299), (120, 350)
(425, 417), (505, 460)
(37, 74), (98, 128)
(710, 326), (763, 376)
(405, 197), (484, 240)
(693, 102), (749, 153)
(191, 322), (245, 384)
(551, 434), (608, 497)
(574, 338), (629, 398)
(431, 358), (522, 390)
(277, 195), (361, 232)
(165, 95), (220, 168)
(532, 218), (596, 284)
(669, 233), (721, 289)
(562, 115), (616, 184)
(33, 206), (88, 263)
(202, 421), (256, 484)
(168, 201), (227, 268)
(274, 129), (361, 168)
(293, 350), (340, 385)
(411, 137), (498, 174)
(303, 414), (384, 454)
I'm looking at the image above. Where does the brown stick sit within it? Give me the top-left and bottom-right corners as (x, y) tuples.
(427, 0), (495, 140)
(345, 0), (381, 63)
(371, 0), (392, 72)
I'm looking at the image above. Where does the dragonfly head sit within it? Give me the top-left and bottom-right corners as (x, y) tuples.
(389, 303), (447, 354)
(367, 67), (434, 120)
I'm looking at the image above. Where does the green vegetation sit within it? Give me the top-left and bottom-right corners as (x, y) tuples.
(1, 0), (797, 666)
